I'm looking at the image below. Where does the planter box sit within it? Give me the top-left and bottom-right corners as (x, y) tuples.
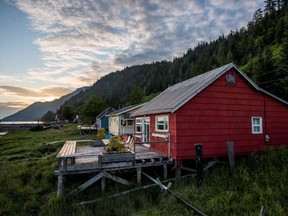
(98, 152), (135, 164)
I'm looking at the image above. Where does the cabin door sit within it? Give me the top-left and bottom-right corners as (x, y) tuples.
(143, 118), (150, 147)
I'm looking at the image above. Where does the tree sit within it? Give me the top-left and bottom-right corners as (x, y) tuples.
(253, 8), (263, 23)
(79, 96), (107, 124)
(60, 106), (74, 121)
(280, 12), (288, 98)
(264, 0), (277, 14)
(41, 111), (56, 122)
(128, 85), (144, 105)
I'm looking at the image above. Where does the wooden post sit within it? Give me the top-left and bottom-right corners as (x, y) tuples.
(227, 141), (235, 174)
(101, 176), (106, 193)
(195, 144), (203, 187)
(175, 165), (181, 178)
(136, 167), (142, 185)
(163, 164), (168, 180)
(259, 206), (265, 216)
(168, 133), (171, 158)
(57, 175), (64, 196)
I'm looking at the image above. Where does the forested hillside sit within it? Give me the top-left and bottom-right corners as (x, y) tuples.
(62, 0), (288, 117)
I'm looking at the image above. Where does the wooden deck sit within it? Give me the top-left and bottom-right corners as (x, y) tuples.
(55, 138), (173, 196)
(75, 145), (166, 164)
(56, 140), (172, 175)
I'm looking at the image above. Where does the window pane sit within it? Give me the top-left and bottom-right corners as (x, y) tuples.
(158, 124), (164, 130)
(253, 118), (260, 125)
(156, 116), (168, 131)
(254, 126), (260, 132)
(136, 125), (142, 132)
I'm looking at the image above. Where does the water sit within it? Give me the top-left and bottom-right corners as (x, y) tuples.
(0, 121), (44, 125)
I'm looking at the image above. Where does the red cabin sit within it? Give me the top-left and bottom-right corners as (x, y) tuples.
(133, 63), (288, 161)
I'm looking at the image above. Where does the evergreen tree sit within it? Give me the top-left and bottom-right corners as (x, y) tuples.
(79, 96), (107, 124)
(264, 0), (277, 14)
(253, 8), (263, 23)
(128, 85), (144, 105)
(41, 111), (56, 122)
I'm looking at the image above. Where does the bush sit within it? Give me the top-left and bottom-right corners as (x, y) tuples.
(106, 136), (126, 152)
(97, 128), (106, 139)
(29, 125), (44, 131)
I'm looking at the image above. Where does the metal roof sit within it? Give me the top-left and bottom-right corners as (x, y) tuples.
(107, 103), (145, 116)
(96, 107), (115, 119)
(133, 62), (288, 116)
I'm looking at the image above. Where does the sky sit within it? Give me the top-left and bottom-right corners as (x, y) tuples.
(0, 0), (263, 119)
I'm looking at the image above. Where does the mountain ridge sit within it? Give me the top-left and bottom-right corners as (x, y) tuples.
(2, 87), (88, 121)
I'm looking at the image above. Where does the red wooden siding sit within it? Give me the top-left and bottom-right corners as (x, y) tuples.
(265, 98), (288, 146)
(135, 68), (288, 161)
(173, 68), (288, 160)
(135, 113), (177, 158)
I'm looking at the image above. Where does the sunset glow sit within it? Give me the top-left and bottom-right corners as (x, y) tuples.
(0, 0), (263, 119)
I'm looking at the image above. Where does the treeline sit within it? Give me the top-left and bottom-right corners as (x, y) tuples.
(43, 0), (288, 123)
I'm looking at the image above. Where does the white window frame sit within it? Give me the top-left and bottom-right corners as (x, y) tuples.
(155, 115), (169, 132)
(136, 118), (143, 133)
(251, 117), (263, 134)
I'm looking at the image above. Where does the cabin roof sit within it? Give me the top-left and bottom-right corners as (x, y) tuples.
(107, 103), (145, 117)
(96, 107), (115, 119)
(133, 62), (288, 116)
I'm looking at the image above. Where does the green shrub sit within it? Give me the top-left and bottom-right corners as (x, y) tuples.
(106, 136), (126, 152)
(29, 125), (45, 131)
(97, 128), (106, 139)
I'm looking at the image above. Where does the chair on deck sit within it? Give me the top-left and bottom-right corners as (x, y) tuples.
(124, 135), (134, 153)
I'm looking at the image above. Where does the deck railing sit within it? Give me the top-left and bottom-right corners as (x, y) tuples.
(129, 132), (171, 158)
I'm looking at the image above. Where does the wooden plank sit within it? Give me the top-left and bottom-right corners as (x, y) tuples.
(57, 141), (76, 158)
(180, 166), (196, 173)
(99, 153), (135, 164)
(67, 172), (104, 196)
(103, 172), (132, 186)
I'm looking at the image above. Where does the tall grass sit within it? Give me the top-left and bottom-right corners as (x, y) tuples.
(1, 127), (287, 215)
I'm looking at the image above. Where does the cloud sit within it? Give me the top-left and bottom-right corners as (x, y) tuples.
(0, 101), (30, 108)
(0, 85), (73, 98)
(10, 0), (263, 87)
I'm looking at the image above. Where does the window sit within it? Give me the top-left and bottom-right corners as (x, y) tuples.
(156, 115), (169, 132)
(251, 117), (263, 134)
(127, 120), (134, 126)
(136, 118), (143, 133)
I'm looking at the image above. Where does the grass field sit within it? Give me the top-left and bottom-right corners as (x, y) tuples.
(0, 125), (287, 215)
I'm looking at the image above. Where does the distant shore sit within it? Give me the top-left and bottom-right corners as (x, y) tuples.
(0, 121), (44, 125)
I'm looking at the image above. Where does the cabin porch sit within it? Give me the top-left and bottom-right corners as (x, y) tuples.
(55, 138), (173, 196)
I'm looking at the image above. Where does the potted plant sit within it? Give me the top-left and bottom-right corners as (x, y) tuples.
(106, 135), (126, 153)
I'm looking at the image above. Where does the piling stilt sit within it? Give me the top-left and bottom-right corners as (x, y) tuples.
(163, 164), (168, 179)
(227, 141), (235, 174)
(175, 166), (181, 178)
(57, 175), (64, 196)
(101, 176), (106, 192)
(195, 144), (203, 187)
(136, 167), (142, 184)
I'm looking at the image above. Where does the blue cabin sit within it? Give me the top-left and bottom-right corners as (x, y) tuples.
(95, 107), (115, 131)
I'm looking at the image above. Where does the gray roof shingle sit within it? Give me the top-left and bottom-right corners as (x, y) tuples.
(107, 103), (145, 116)
(133, 62), (288, 116)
